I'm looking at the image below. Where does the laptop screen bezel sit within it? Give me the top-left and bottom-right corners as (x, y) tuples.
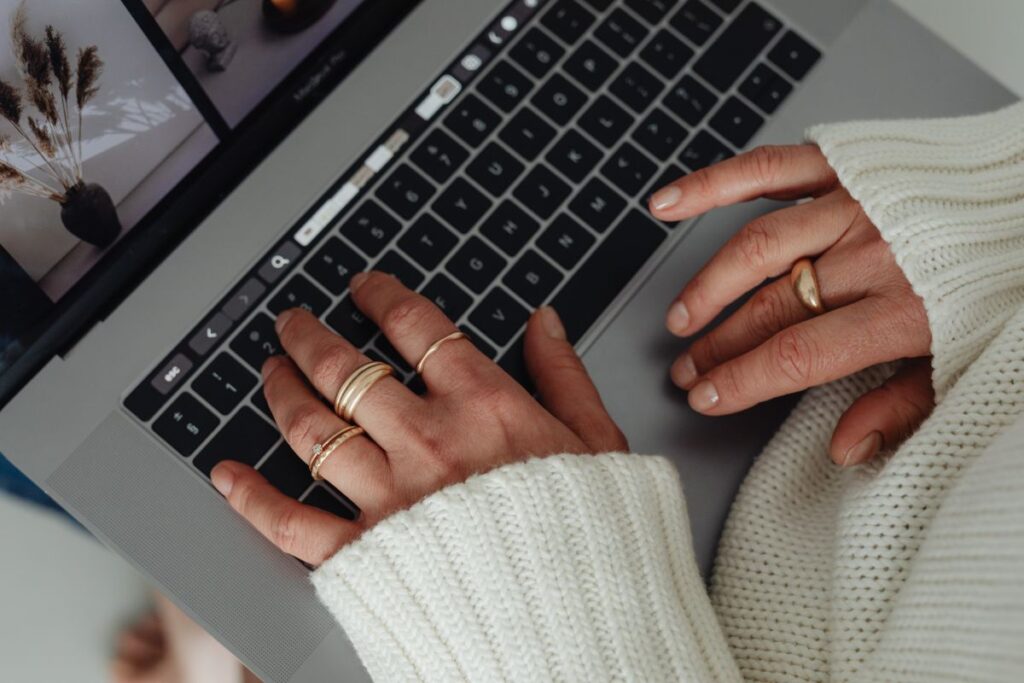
(0, 0), (423, 410)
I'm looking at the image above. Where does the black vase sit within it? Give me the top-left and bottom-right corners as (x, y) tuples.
(60, 182), (122, 249)
(262, 0), (338, 34)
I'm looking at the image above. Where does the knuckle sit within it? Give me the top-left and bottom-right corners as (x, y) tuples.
(689, 167), (719, 204)
(270, 507), (300, 551)
(735, 217), (777, 270)
(771, 328), (818, 386)
(745, 145), (785, 188)
(747, 286), (789, 340)
(309, 342), (348, 393)
(284, 402), (322, 449)
(380, 296), (431, 339)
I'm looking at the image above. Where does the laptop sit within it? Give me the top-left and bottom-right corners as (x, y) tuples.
(0, 0), (1013, 680)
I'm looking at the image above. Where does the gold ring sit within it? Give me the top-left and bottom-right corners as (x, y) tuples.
(415, 331), (468, 375)
(790, 258), (825, 315)
(333, 361), (394, 421)
(309, 425), (365, 481)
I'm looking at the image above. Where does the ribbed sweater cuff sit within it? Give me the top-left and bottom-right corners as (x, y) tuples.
(311, 453), (740, 683)
(807, 101), (1024, 401)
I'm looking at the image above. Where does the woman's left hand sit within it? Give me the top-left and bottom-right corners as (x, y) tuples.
(210, 272), (626, 566)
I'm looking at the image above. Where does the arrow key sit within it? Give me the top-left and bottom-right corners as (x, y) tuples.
(188, 312), (233, 356)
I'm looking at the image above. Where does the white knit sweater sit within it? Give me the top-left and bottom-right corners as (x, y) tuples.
(311, 102), (1024, 682)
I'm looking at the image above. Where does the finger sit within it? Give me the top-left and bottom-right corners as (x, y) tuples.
(666, 190), (862, 337)
(830, 359), (934, 467)
(349, 271), (495, 394)
(274, 307), (422, 451)
(648, 144), (837, 222)
(524, 307), (628, 452)
(262, 356), (392, 512)
(687, 297), (929, 415)
(211, 462), (359, 566)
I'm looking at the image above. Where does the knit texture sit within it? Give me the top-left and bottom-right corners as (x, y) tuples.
(312, 102), (1024, 682)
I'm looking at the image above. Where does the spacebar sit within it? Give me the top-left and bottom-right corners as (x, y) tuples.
(550, 210), (666, 343)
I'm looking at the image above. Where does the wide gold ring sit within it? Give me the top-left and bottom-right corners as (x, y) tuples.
(416, 331), (468, 375)
(309, 425), (365, 481)
(333, 361), (394, 422)
(790, 258), (825, 315)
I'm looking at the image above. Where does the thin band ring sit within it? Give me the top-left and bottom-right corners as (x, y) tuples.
(333, 361), (394, 422)
(790, 258), (826, 315)
(309, 425), (366, 481)
(416, 331), (468, 375)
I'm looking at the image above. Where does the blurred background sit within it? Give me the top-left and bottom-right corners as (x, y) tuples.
(1, 1), (1023, 681)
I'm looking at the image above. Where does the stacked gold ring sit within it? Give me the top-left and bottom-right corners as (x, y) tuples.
(333, 361), (394, 422)
(309, 426), (365, 481)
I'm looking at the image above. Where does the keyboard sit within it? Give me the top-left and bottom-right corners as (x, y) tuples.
(124, 0), (822, 517)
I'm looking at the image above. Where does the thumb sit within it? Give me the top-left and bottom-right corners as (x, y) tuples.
(523, 307), (628, 452)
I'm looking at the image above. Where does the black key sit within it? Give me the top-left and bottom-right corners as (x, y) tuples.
(601, 142), (658, 196)
(669, 0), (722, 46)
(469, 287), (531, 346)
(633, 108), (688, 160)
(504, 250), (563, 307)
(509, 27), (565, 78)
(372, 335), (413, 374)
(579, 95), (634, 147)
(325, 297), (377, 347)
(460, 325), (498, 360)
(259, 443), (313, 499)
(341, 200), (402, 257)
(609, 62), (664, 114)
(398, 214), (458, 271)
(268, 274), (331, 317)
(466, 142), (525, 196)
(541, 0), (596, 44)
(694, 3), (781, 92)
(303, 486), (359, 521)
(194, 407), (277, 476)
(550, 210), (665, 341)
(626, 0), (679, 24)
(547, 130), (603, 183)
(231, 314), (281, 371)
(513, 165), (571, 219)
(663, 74), (718, 126)
(532, 74), (588, 126)
(375, 251), (425, 289)
(564, 40), (617, 92)
(570, 177), (626, 232)
(153, 393), (220, 458)
(446, 236), (507, 294)
(306, 237), (367, 296)
(376, 164), (435, 220)
(410, 129), (469, 184)
(250, 385), (272, 419)
(478, 60), (534, 113)
(594, 9), (647, 58)
(422, 274), (473, 320)
(537, 213), (596, 269)
(679, 129), (733, 171)
(739, 63), (793, 114)
(640, 29), (694, 79)
(193, 353), (258, 415)
(709, 96), (764, 147)
(432, 178), (491, 233)
(708, 0), (740, 13)
(580, 0), (613, 10)
(497, 336), (533, 392)
(768, 30), (821, 81)
(499, 108), (557, 160)
(480, 200), (541, 256)
(443, 94), (501, 148)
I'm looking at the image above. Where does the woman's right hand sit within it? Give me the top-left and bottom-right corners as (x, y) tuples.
(649, 145), (936, 467)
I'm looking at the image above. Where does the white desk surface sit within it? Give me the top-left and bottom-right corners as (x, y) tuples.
(1, 4), (1021, 683)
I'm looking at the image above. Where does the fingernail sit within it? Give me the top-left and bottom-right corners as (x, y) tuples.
(350, 272), (370, 292)
(842, 431), (882, 467)
(538, 306), (567, 340)
(666, 301), (691, 336)
(211, 464), (235, 497)
(275, 309), (296, 335)
(262, 355), (283, 380)
(671, 353), (698, 389)
(651, 185), (682, 211)
(689, 379), (720, 412)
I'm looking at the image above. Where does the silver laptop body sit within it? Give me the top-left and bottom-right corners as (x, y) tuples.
(0, 0), (1013, 680)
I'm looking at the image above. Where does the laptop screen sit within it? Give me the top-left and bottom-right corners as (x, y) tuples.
(0, 0), (418, 404)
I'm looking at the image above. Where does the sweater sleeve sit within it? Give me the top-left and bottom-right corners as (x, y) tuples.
(310, 453), (742, 683)
(806, 101), (1024, 401)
